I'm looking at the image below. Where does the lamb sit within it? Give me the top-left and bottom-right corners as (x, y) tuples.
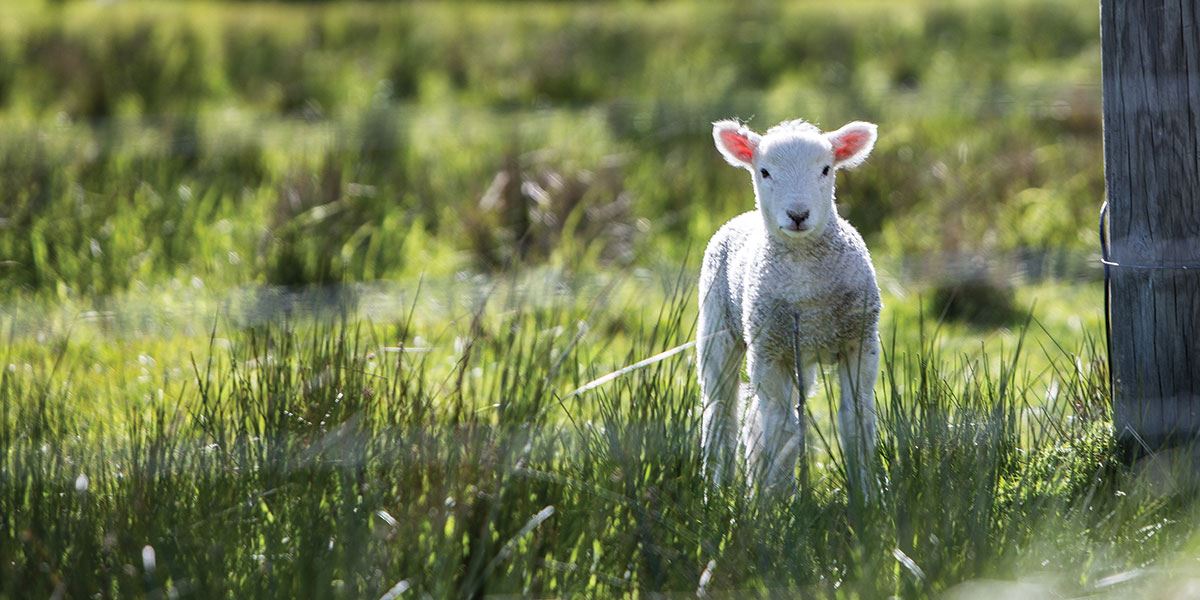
(698, 117), (881, 494)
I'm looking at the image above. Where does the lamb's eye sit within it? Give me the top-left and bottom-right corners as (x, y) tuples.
(821, 165), (831, 176)
(759, 168), (770, 179)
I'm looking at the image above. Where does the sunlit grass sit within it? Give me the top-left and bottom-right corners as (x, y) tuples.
(4, 273), (1194, 597)
(0, 0), (1102, 298)
(1, 0), (1176, 596)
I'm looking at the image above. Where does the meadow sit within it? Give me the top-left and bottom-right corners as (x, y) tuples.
(4, 0), (1195, 597)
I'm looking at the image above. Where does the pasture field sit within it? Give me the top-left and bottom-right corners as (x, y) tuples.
(3, 0), (1199, 597)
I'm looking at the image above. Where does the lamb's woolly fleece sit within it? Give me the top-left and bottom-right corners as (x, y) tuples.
(698, 117), (882, 492)
(699, 210), (880, 363)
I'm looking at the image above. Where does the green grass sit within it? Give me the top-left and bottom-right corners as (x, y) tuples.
(0, 0), (1102, 297)
(2, 275), (1193, 598)
(4, 0), (1194, 597)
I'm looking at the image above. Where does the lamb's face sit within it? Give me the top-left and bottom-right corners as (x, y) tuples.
(753, 131), (837, 238)
(712, 119), (877, 242)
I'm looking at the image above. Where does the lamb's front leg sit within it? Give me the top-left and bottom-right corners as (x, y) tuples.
(838, 335), (880, 497)
(698, 316), (744, 488)
(743, 348), (802, 492)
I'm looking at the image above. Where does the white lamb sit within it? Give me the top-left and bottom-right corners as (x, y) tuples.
(698, 117), (881, 494)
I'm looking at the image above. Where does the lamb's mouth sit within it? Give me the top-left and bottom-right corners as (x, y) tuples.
(780, 224), (810, 236)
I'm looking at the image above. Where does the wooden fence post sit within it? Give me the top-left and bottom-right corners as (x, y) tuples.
(1101, 0), (1200, 453)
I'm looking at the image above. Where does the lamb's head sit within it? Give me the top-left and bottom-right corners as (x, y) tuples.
(712, 118), (877, 241)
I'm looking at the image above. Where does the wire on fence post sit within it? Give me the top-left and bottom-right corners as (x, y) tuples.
(1099, 200), (1115, 399)
(1098, 201), (1200, 404)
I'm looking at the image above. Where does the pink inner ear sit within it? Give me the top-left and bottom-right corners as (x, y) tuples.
(833, 130), (870, 162)
(720, 129), (756, 162)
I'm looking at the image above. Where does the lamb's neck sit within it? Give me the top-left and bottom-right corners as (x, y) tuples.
(762, 220), (842, 264)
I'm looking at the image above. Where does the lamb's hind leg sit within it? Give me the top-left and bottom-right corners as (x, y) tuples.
(698, 307), (743, 488)
(838, 335), (880, 497)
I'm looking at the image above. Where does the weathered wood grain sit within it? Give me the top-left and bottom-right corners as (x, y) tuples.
(1102, 0), (1200, 451)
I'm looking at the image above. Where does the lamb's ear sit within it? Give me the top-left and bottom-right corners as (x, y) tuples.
(826, 121), (878, 169)
(712, 120), (761, 169)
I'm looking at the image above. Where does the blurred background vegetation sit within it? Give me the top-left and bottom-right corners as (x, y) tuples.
(0, 0), (1102, 300)
(7, 2), (1163, 597)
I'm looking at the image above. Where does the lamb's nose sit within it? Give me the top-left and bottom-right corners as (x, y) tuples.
(786, 209), (810, 228)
